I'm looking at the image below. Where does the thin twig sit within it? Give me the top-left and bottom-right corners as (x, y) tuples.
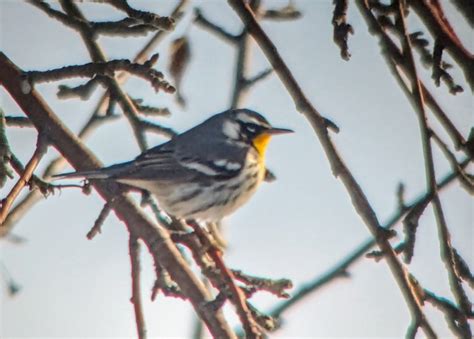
(268, 158), (470, 325)
(0, 136), (48, 225)
(431, 131), (474, 194)
(409, 0), (474, 90)
(395, 1), (471, 334)
(0, 52), (235, 338)
(354, 0), (471, 159)
(332, 0), (353, 60)
(5, 116), (33, 128)
(86, 201), (113, 240)
(188, 220), (262, 338)
(105, 0), (175, 31)
(1, 0), (187, 239)
(0, 110), (13, 189)
(26, 55), (175, 93)
(228, 1), (436, 337)
(194, 8), (238, 43)
(129, 235), (147, 339)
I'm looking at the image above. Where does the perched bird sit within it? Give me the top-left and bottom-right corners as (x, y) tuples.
(55, 109), (293, 221)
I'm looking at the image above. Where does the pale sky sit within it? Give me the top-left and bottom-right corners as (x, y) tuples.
(1, 0), (473, 338)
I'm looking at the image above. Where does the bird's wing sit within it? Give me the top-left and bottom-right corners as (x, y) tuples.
(55, 136), (248, 183)
(130, 140), (246, 182)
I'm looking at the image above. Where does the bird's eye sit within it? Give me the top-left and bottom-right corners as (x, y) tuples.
(246, 124), (257, 133)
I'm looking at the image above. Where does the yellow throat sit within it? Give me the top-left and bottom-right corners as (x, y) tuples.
(252, 133), (272, 158)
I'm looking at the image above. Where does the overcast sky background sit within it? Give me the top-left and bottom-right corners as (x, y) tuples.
(1, 0), (473, 338)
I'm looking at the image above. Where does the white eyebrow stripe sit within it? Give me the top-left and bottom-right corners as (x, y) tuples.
(236, 113), (261, 125)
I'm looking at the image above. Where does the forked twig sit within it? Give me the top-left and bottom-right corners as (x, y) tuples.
(0, 136), (48, 225)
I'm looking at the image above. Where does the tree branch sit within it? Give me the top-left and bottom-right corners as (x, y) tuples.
(0, 52), (235, 338)
(409, 0), (474, 90)
(129, 235), (147, 339)
(0, 136), (48, 225)
(228, 1), (437, 337)
(395, 1), (472, 331)
(268, 157), (470, 326)
(0, 0), (187, 239)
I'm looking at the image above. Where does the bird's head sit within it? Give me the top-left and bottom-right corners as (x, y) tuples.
(223, 109), (293, 155)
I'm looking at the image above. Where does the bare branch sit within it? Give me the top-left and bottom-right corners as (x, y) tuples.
(424, 288), (472, 337)
(431, 131), (474, 194)
(105, 0), (175, 31)
(0, 0), (187, 239)
(0, 52), (235, 338)
(355, 0), (471, 159)
(129, 235), (147, 339)
(187, 220), (262, 338)
(194, 9), (239, 43)
(228, 1), (436, 337)
(0, 136), (48, 225)
(268, 158), (470, 326)
(409, 0), (474, 90)
(0, 110), (13, 188)
(231, 270), (292, 298)
(332, 0), (354, 60)
(395, 0), (472, 332)
(260, 3), (302, 21)
(86, 201), (113, 240)
(26, 55), (175, 94)
(5, 116), (33, 128)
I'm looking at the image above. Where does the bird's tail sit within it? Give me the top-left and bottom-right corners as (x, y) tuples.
(52, 161), (133, 180)
(52, 169), (110, 180)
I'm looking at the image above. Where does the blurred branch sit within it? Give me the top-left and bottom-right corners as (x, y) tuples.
(0, 0), (187, 239)
(194, 9), (239, 43)
(0, 110), (13, 189)
(449, 0), (474, 27)
(168, 36), (191, 107)
(42, 0), (169, 151)
(268, 157), (470, 326)
(409, 32), (463, 94)
(452, 248), (474, 289)
(231, 270), (292, 298)
(424, 288), (472, 337)
(129, 235), (147, 339)
(431, 132), (474, 194)
(187, 220), (262, 338)
(0, 52), (235, 338)
(395, 1), (472, 331)
(260, 2), (302, 21)
(399, 198), (430, 264)
(0, 136), (48, 226)
(151, 265), (184, 300)
(332, 0), (353, 61)
(86, 200), (113, 240)
(5, 116), (33, 128)
(1, 261), (22, 297)
(355, 0), (472, 159)
(26, 55), (175, 94)
(409, 0), (474, 90)
(9, 153), (88, 196)
(28, 0), (174, 37)
(194, 2), (278, 109)
(105, 0), (175, 31)
(228, 1), (437, 337)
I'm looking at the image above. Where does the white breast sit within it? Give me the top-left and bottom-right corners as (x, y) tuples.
(169, 152), (265, 221)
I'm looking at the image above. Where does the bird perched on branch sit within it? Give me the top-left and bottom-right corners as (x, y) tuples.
(55, 109), (293, 221)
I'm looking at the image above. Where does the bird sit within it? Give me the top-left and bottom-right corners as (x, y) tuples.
(55, 108), (293, 222)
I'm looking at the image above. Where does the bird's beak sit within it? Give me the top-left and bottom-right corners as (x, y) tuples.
(266, 127), (294, 135)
